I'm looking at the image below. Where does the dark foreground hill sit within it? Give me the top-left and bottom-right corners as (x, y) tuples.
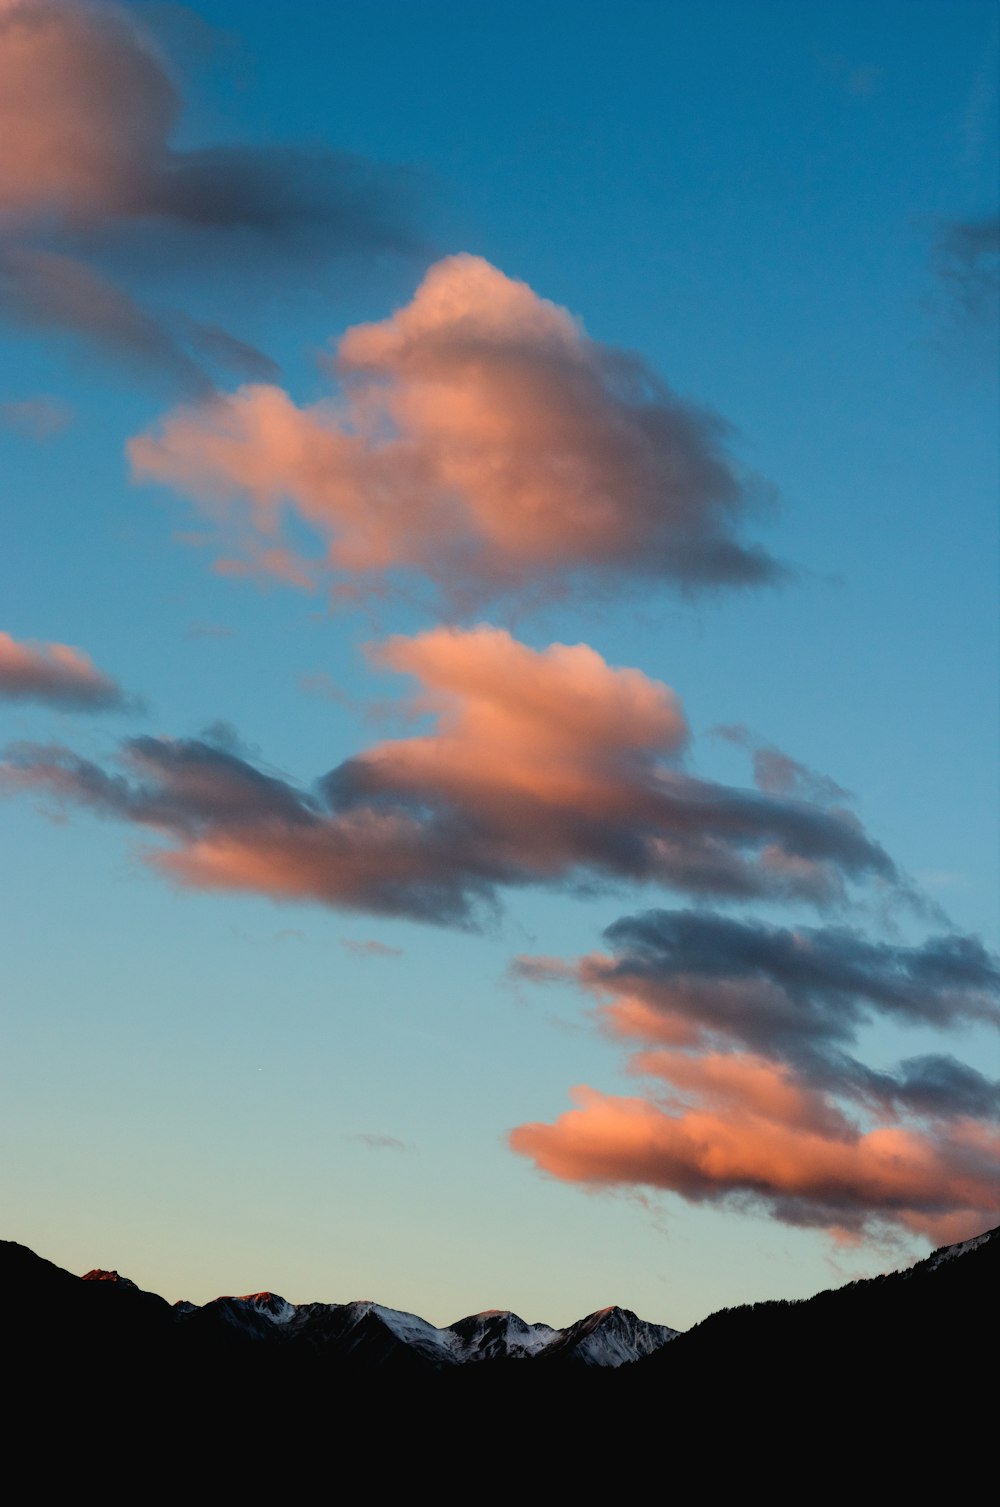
(4, 1227), (996, 1483)
(630, 1224), (998, 1382)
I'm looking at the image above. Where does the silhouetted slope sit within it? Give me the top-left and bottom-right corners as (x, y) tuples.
(629, 1224), (999, 1394)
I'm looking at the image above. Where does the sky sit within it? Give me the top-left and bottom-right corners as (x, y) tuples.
(1, 0), (998, 1329)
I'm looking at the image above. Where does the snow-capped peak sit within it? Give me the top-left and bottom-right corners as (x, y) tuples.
(235, 1291), (297, 1324)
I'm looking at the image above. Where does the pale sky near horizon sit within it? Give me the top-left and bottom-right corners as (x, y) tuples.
(1, 0), (997, 1327)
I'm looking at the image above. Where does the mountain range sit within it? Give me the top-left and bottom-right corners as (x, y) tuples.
(7, 1225), (995, 1475)
(6, 1239), (679, 1371)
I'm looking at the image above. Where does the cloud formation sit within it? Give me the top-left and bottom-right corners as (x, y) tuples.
(0, 631), (132, 710)
(341, 938), (402, 959)
(510, 1077), (1000, 1247)
(0, 394), (71, 438)
(509, 908), (1000, 1243)
(0, 243), (212, 393)
(512, 910), (1000, 1111)
(352, 1132), (407, 1151)
(0, 0), (419, 387)
(0, 0), (417, 245)
(131, 254), (785, 604)
(932, 216), (1000, 328)
(714, 723), (850, 805)
(0, 626), (900, 924)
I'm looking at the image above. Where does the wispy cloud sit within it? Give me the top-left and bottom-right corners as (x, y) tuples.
(930, 215), (1000, 333)
(352, 1133), (408, 1151)
(0, 394), (72, 438)
(185, 622), (235, 641)
(0, 243), (212, 394)
(0, 631), (135, 711)
(714, 723), (850, 805)
(341, 938), (402, 959)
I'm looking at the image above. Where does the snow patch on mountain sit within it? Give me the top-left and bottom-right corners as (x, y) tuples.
(546, 1305), (680, 1367)
(168, 1291), (678, 1367)
(922, 1226), (997, 1273)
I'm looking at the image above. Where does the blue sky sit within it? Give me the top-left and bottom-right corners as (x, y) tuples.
(1, 0), (997, 1327)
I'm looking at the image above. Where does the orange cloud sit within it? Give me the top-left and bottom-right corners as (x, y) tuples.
(0, 631), (131, 710)
(509, 1077), (1000, 1246)
(509, 906), (1000, 1243)
(130, 254), (784, 603)
(363, 624), (688, 818)
(628, 1048), (853, 1137)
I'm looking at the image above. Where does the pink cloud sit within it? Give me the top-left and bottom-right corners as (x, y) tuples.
(130, 254), (784, 604)
(0, 0), (173, 227)
(509, 1075), (1000, 1246)
(213, 545), (317, 591)
(0, 631), (130, 710)
(363, 624), (689, 815)
(0, 0), (417, 243)
(0, 1), (416, 387)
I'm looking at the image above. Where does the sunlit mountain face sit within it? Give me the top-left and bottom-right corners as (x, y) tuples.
(1, 0), (997, 1350)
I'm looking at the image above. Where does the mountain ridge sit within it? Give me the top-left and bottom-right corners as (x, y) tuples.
(5, 1220), (997, 1377)
(54, 1256), (683, 1369)
(4, 1225), (996, 1475)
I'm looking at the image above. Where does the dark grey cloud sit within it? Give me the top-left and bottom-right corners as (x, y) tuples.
(933, 216), (1000, 327)
(123, 143), (420, 255)
(514, 908), (1000, 1121)
(869, 1054), (1000, 1121)
(600, 910), (999, 1031)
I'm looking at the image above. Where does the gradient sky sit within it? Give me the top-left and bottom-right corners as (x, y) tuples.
(1, 0), (998, 1328)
